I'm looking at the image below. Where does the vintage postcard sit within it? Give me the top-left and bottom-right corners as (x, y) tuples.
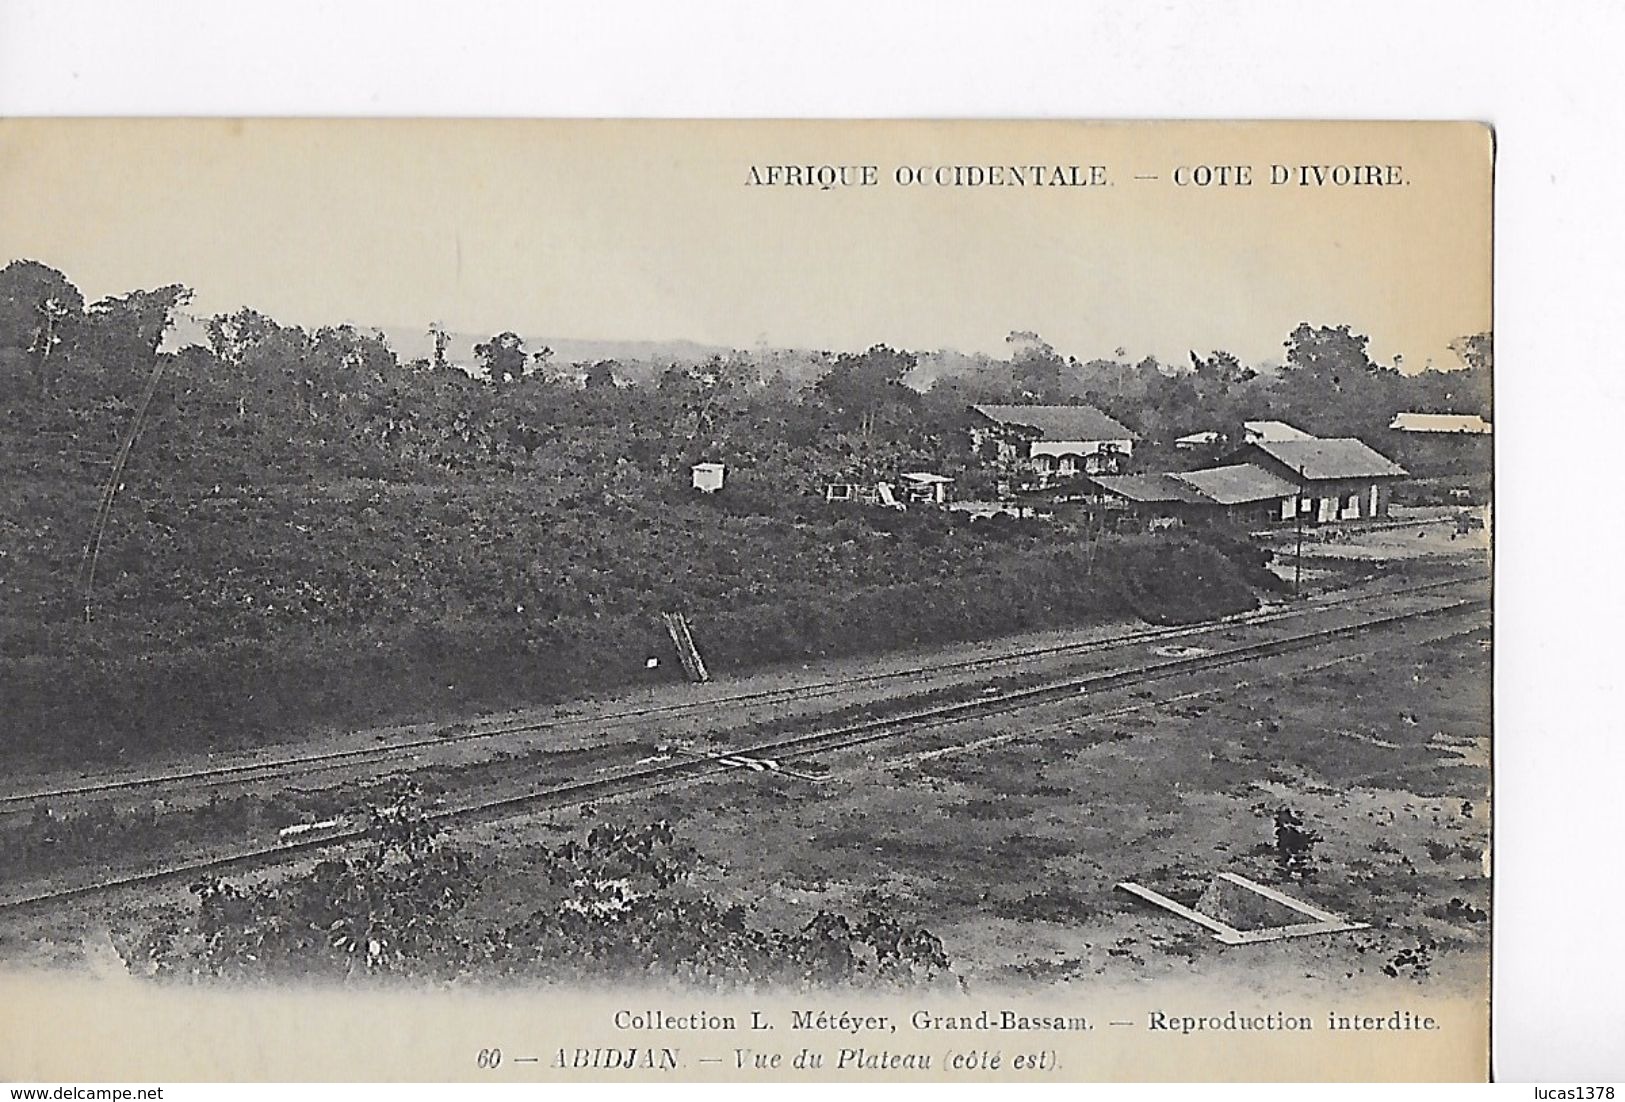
(0, 119), (1492, 1082)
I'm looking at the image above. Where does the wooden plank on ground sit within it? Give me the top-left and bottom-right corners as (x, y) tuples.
(1115, 881), (1246, 944)
(1219, 872), (1345, 924)
(1118, 876), (1369, 946)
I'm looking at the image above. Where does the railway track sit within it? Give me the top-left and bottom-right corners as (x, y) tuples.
(0, 590), (1487, 913)
(0, 574), (1481, 809)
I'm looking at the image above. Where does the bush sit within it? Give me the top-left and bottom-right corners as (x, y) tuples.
(1263, 805), (1322, 881)
(126, 788), (954, 989)
(1193, 527), (1287, 594)
(1, 494), (1264, 762)
(1115, 534), (1261, 625)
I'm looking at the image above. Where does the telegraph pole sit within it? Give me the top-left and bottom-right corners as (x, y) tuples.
(81, 352), (169, 624)
(1293, 464), (1305, 598)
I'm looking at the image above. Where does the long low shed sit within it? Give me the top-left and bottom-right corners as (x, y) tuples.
(1089, 463), (1298, 525)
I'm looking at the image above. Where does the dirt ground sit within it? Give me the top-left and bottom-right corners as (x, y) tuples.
(447, 609), (1493, 998)
(1259, 506), (1491, 576)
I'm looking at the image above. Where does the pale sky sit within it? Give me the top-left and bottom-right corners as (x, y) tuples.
(0, 119), (1492, 369)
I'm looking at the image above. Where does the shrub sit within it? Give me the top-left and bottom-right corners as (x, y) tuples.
(1116, 534), (1261, 625)
(1264, 805), (1322, 881)
(126, 789), (955, 989)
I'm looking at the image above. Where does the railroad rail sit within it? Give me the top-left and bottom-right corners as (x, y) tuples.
(0, 592), (1487, 913)
(0, 574), (1482, 809)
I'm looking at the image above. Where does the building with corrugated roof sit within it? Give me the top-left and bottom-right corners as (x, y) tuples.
(1384, 410), (1492, 480)
(1090, 463), (1300, 527)
(1389, 412), (1492, 435)
(1228, 437), (1408, 523)
(1178, 464), (1301, 513)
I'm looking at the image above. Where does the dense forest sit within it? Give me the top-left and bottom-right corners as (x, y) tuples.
(0, 259), (1491, 762)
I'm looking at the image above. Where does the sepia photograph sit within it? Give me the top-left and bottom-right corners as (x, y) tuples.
(0, 118), (1494, 1082)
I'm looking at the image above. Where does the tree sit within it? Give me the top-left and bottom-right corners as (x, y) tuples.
(206, 308), (284, 368)
(1275, 323), (1392, 436)
(1186, 349), (1259, 445)
(0, 259), (86, 399)
(1282, 322), (1375, 386)
(202, 308), (315, 429)
(812, 345), (918, 434)
(1448, 331), (1492, 373)
(1006, 330), (1067, 400)
(84, 285), (193, 363)
(1190, 348), (1256, 389)
(473, 331), (529, 385)
(1447, 332), (1493, 415)
(810, 345), (923, 479)
(656, 355), (762, 467)
(308, 325), (398, 399)
(428, 322), (451, 371)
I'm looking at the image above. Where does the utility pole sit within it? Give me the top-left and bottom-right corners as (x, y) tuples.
(1294, 464), (1305, 598)
(81, 352), (169, 625)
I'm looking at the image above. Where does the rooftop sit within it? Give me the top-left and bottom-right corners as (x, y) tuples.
(1091, 463), (1298, 507)
(1244, 437), (1408, 481)
(1175, 463), (1300, 505)
(1390, 412), (1492, 434)
(1244, 420), (1315, 442)
(972, 404), (1137, 442)
(1089, 472), (1214, 505)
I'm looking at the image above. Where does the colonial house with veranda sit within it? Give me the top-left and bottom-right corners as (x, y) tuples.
(969, 404), (1137, 485)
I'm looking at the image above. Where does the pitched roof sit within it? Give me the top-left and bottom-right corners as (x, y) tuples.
(1089, 472), (1213, 505)
(900, 471), (955, 484)
(1246, 438), (1407, 481)
(1243, 420), (1314, 441)
(1092, 464), (1298, 507)
(1174, 463), (1299, 505)
(972, 404), (1136, 442)
(1389, 412), (1492, 434)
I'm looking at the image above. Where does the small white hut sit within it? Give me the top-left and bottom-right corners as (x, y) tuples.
(691, 462), (726, 493)
(899, 472), (955, 505)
